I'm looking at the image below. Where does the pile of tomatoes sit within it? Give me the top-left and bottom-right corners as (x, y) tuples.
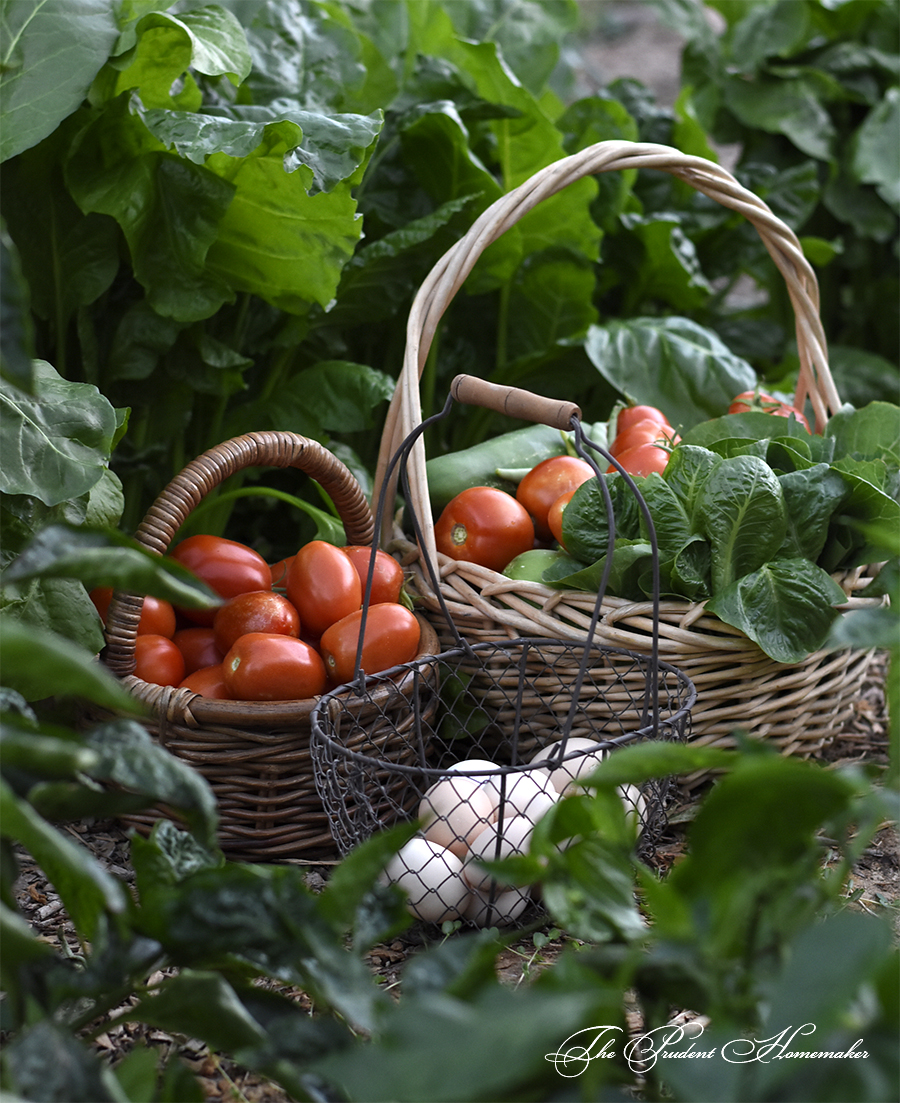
(433, 389), (810, 575)
(433, 403), (679, 573)
(91, 536), (420, 701)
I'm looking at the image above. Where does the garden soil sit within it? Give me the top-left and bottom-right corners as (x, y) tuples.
(10, 6), (898, 1100)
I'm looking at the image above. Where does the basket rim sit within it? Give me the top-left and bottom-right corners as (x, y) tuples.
(309, 636), (698, 774)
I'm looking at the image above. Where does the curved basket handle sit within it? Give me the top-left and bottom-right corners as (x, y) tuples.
(375, 139), (840, 558)
(104, 431), (375, 675)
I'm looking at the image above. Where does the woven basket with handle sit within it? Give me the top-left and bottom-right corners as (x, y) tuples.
(100, 431), (439, 861)
(374, 140), (881, 782)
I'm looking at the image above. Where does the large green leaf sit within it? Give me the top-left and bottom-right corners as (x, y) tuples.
(0, 777), (128, 939)
(777, 464), (848, 561)
(204, 119), (375, 313)
(109, 5), (252, 109)
(311, 985), (600, 1103)
(852, 86), (900, 210)
(0, 361), (118, 506)
(0, 225), (35, 392)
(2, 1019), (124, 1103)
(85, 720), (218, 846)
(4, 523), (221, 609)
(583, 317), (758, 430)
(825, 401), (900, 463)
(706, 557), (847, 662)
(723, 74), (836, 162)
(0, 0), (120, 163)
(695, 454), (787, 592)
(131, 970), (267, 1054)
(65, 96), (236, 322)
(0, 617), (137, 709)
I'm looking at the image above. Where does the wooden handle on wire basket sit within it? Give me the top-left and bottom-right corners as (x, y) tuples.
(450, 375), (581, 430)
(103, 431), (375, 676)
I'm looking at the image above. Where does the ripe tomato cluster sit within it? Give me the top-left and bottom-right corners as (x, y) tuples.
(606, 404), (681, 477)
(433, 455), (597, 571)
(91, 537), (419, 701)
(728, 389), (811, 431)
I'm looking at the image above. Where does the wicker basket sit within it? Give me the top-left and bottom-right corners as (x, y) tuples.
(101, 431), (440, 861)
(374, 140), (882, 780)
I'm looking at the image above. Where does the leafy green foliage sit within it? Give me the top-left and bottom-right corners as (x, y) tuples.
(548, 402), (899, 661)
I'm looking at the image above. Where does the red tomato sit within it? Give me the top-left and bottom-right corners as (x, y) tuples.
(515, 456), (595, 541)
(286, 541), (362, 638)
(607, 442), (671, 477)
(609, 419), (680, 460)
(616, 404), (670, 435)
(319, 604), (421, 686)
(547, 489), (576, 549)
(172, 627), (224, 675)
(342, 546), (404, 605)
(269, 556), (294, 588)
(133, 634), (185, 687)
(223, 633), (328, 701)
(169, 535), (271, 626)
(179, 664), (231, 699)
(213, 590), (301, 654)
(728, 390), (811, 431)
(434, 487), (535, 573)
(90, 588), (177, 638)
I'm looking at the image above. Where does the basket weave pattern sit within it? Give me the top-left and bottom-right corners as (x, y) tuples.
(374, 142), (882, 774)
(101, 431), (440, 860)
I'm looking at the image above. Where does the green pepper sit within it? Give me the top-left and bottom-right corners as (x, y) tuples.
(426, 424), (570, 510)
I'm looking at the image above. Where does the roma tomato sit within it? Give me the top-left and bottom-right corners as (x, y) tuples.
(607, 441), (671, 477)
(286, 541), (362, 638)
(213, 590), (301, 654)
(515, 456), (595, 541)
(169, 535), (271, 626)
(223, 633), (327, 701)
(319, 604), (421, 685)
(133, 634), (185, 687)
(179, 663), (231, 699)
(609, 419), (680, 460)
(90, 588), (177, 638)
(172, 627), (223, 675)
(616, 404), (670, 435)
(434, 487), (534, 573)
(269, 556), (294, 589)
(728, 390), (811, 431)
(342, 546), (404, 605)
(547, 489), (576, 549)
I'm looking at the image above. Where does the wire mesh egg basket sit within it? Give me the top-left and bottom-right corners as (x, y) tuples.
(310, 377), (696, 927)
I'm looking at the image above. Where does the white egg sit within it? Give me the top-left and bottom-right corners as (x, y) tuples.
(462, 815), (535, 893)
(380, 837), (471, 923)
(466, 885), (531, 927)
(419, 775), (496, 857)
(494, 769), (557, 821)
(529, 736), (610, 795)
(442, 758), (503, 808)
(618, 783), (646, 837)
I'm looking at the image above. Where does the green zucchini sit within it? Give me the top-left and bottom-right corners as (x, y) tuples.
(426, 423), (569, 509)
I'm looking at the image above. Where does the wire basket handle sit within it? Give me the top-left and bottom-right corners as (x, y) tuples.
(104, 431), (375, 676)
(375, 139), (841, 556)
